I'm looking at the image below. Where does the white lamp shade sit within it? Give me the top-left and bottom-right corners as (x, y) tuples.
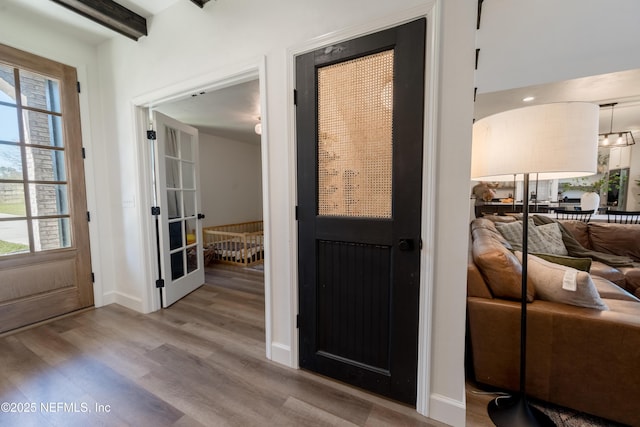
(471, 102), (599, 181)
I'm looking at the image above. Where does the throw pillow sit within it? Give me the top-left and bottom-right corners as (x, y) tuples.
(534, 222), (568, 255)
(472, 237), (534, 302)
(530, 253), (592, 272)
(496, 220), (568, 255)
(515, 252), (608, 310)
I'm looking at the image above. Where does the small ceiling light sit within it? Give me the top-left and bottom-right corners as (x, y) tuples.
(522, 96), (535, 102)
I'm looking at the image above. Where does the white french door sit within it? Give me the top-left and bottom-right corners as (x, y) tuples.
(153, 111), (204, 307)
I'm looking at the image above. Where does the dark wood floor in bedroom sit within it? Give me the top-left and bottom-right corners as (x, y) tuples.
(0, 264), (458, 427)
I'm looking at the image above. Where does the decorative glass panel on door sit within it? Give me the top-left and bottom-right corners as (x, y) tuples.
(164, 123), (198, 282)
(317, 49), (394, 218)
(0, 61), (73, 255)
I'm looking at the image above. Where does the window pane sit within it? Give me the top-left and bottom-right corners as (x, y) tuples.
(0, 183), (26, 216)
(19, 70), (61, 113)
(171, 250), (185, 280)
(165, 158), (179, 188)
(187, 247), (198, 274)
(0, 144), (23, 179)
(26, 147), (66, 182)
(0, 64), (16, 104)
(182, 162), (195, 189)
(185, 218), (197, 245)
(180, 134), (192, 160)
(167, 190), (181, 219)
(32, 217), (71, 251)
(166, 127), (178, 157)
(0, 105), (20, 142)
(23, 111), (64, 147)
(183, 190), (196, 218)
(0, 219), (29, 256)
(169, 220), (182, 250)
(29, 184), (68, 216)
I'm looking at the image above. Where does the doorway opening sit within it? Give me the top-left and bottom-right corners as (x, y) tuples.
(133, 65), (271, 358)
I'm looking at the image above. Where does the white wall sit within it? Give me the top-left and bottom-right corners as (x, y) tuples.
(0, 1), (477, 425)
(199, 133), (262, 227)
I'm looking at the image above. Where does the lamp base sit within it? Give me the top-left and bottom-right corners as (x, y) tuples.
(488, 393), (555, 427)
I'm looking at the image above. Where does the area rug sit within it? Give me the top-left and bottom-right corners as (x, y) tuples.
(532, 400), (626, 426)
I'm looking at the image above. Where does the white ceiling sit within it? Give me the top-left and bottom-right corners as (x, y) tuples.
(154, 79), (262, 145)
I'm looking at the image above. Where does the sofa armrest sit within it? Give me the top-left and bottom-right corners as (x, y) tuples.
(467, 261), (493, 299)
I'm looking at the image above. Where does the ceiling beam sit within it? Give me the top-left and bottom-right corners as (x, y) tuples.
(50, 0), (147, 41)
(189, 0), (211, 8)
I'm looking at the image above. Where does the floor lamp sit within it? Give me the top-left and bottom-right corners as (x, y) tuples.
(471, 102), (599, 426)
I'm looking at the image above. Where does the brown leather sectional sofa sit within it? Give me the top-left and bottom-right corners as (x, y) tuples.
(467, 216), (640, 426)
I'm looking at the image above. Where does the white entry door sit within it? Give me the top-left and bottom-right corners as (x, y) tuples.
(154, 111), (204, 307)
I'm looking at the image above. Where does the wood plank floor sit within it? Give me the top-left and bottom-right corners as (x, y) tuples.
(0, 264), (467, 427)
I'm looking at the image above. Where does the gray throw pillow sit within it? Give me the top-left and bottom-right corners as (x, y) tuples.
(496, 220), (568, 255)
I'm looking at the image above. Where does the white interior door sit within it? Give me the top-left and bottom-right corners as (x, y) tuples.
(154, 111), (205, 307)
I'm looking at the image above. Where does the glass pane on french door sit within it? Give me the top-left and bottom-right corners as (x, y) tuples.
(164, 125), (198, 281)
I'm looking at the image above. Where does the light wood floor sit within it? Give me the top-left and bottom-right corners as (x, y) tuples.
(0, 264), (482, 427)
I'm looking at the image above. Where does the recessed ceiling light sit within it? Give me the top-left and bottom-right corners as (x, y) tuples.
(522, 96), (535, 102)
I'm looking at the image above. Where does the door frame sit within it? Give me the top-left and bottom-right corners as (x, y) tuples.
(131, 57), (273, 358)
(286, 2), (439, 415)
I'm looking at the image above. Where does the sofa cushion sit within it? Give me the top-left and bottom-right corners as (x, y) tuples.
(517, 252), (608, 310)
(496, 220), (567, 255)
(531, 253), (591, 271)
(589, 261), (627, 287)
(471, 223), (534, 302)
(592, 275), (640, 302)
(559, 220), (591, 249)
(589, 223), (640, 262)
(618, 266), (640, 297)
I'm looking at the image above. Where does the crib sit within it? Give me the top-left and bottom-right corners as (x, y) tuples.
(202, 220), (264, 267)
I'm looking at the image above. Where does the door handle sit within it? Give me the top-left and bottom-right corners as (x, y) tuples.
(197, 213), (205, 219)
(398, 239), (414, 251)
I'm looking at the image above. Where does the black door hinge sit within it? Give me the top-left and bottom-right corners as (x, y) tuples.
(295, 205), (299, 220)
(151, 206), (160, 216)
(156, 279), (165, 288)
(82, 147), (86, 159)
(296, 314), (300, 329)
(420, 238), (423, 250)
(87, 211), (91, 222)
(77, 81), (81, 93)
(293, 89), (297, 106)
(91, 272), (95, 283)
(147, 130), (157, 140)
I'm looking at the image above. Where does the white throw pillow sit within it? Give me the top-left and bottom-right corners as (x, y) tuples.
(515, 251), (608, 310)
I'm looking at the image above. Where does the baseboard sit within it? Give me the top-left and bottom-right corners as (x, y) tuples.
(101, 291), (144, 313)
(270, 342), (293, 367)
(429, 393), (466, 427)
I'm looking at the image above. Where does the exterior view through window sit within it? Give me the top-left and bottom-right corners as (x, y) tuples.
(0, 63), (71, 256)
